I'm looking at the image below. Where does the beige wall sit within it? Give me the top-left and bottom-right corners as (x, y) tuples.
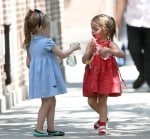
(62, 0), (115, 45)
(63, 0), (115, 28)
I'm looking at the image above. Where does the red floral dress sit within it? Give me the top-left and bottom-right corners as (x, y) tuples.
(83, 40), (122, 97)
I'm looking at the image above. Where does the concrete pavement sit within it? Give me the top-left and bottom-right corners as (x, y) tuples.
(0, 66), (150, 139)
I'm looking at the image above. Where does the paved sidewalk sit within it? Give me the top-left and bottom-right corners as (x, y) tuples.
(0, 80), (150, 139)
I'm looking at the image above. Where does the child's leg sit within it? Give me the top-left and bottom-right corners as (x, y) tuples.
(97, 95), (108, 135)
(46, 97), (65, 136)
(88, 95), (100, 116)
(47, 97), (56, 131)
(98, 94), (108, 122)
(36, 97), (53, 132)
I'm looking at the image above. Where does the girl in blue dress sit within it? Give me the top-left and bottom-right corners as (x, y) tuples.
(23, 9), (80, 137)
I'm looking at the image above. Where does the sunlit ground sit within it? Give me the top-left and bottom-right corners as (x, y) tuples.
(0, 86), (150, 138)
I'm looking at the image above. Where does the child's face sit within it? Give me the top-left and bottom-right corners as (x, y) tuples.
(91, 21), (105, 40)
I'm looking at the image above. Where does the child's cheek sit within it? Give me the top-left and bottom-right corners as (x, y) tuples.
(95, 35), (102, 40)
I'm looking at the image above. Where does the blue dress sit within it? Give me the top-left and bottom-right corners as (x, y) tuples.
(28, 35), (67, 99)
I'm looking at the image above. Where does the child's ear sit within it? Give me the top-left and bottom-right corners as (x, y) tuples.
(38, 26), (42, 32)
(104, 28), (108, 35)
(39, 25), (45, 28)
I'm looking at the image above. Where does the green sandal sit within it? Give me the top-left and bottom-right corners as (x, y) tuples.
(47, 130), (65, 136)
(33, 129), (50, 137)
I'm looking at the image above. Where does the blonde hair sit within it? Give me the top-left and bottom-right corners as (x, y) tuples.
(23, 9), (50, 49)
(91, 14), (116, 40)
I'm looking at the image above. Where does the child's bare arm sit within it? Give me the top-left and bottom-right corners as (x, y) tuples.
(82, 43), (95, 64)
(98, 42), (125, 58)
(109, 42), (125, 58)
(52, 44), (81, 59)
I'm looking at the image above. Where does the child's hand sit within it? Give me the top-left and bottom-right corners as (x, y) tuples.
(98, 47), (112, 59)
(98, 47), (109, 54)
(89, 42), (96, 52)
(70, 43), (81, 51)
(84, 43), (95, 57)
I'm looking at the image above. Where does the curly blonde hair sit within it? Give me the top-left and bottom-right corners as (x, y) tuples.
(23, 9), (50, 49)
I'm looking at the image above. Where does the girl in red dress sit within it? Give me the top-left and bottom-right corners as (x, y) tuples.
(82, 14), (125, 135)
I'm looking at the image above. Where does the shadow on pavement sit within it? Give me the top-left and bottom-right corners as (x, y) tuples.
(0, 69), (150, 138)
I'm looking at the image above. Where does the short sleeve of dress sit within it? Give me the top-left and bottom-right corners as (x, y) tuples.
(44, 38), (56, 51)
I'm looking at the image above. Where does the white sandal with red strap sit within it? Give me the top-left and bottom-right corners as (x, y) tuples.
(98, 125), (107, 135)
(94, 118), (109, 130)
(94, 120), (100, 129)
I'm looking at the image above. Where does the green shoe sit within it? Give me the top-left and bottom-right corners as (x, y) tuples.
(33, 129), (49, 137)
(47, 130), (65, 136)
